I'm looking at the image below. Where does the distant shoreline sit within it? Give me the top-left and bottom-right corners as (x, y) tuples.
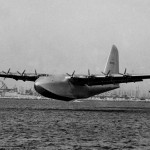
(0, 98), (150, 111)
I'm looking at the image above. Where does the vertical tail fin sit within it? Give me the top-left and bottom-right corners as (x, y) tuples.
(104, 45), (119, 75)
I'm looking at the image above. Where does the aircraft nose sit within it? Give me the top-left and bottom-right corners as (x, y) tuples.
(34, 81), (42, 92)
(34, 80), (40, 87)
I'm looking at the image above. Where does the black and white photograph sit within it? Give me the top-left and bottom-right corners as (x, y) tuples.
(0, 0), (150, 149)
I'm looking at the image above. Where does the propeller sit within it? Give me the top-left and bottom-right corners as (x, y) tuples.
(119, 68), (126, 75)
(17, 70), (26, 76)
(87, 69), (95, 78)
(2, 68), (11, 80)
(101, 70), (110, 77)
(2, 68), (11, 75)
(66, 70), (75, 78)
(119, 68), (130, 77)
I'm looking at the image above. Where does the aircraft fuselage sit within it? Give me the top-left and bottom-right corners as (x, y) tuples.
(34, 75), (119, 101)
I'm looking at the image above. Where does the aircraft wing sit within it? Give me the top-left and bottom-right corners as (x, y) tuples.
(69, 74), (150, 86)
(0, 70), (48, 82)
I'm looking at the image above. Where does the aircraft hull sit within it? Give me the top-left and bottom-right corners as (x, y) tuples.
(34, 75), (119, 101)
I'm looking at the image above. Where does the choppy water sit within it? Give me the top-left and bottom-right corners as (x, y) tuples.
(0, 99), (150, 149)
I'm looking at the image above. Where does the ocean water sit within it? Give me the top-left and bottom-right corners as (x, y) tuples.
(0, 99), (150, 149)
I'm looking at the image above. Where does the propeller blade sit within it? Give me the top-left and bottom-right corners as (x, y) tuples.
(7, 68), (10, 74)
(107, 70), (110, 76)
(2, 71), (6, 74)
(119, 73), (123, 75)
(35, 69), (37, 75)
(101, 71), (106, 75)
(17, 71), (21, 75)
(22, 70), (26, 76)
(88, 69), (90, 76)
(124, 68), (127, 74)
(66, 73), (71, 76)
(72, 70), (75, 77)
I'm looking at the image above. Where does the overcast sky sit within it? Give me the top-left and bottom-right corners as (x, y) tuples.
(0, 0), (150, 93)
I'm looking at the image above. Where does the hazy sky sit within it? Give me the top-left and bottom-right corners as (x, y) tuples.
(0, 0), (150, 92)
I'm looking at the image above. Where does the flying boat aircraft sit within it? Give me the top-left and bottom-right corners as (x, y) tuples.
(0, 45), (150, 101)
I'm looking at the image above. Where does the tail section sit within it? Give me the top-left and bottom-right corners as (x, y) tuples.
(104, 45), (119, 75)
